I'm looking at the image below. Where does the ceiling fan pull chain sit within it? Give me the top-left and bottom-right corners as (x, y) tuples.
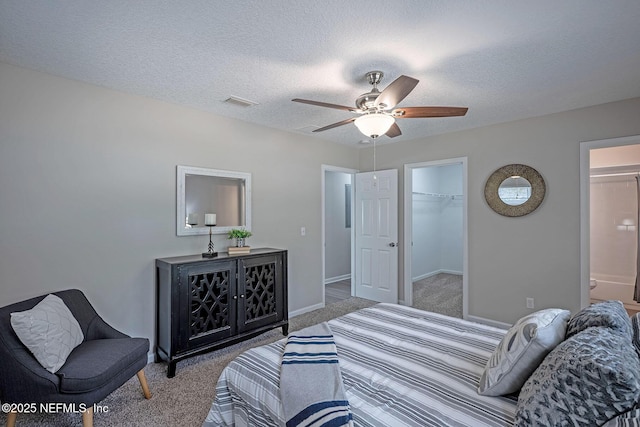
(373, 138), (377, 184)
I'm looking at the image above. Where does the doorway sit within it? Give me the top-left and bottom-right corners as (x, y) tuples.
(322, 165), (357, 305)
(403, 158), (468, 317)
(580, 135), (640, 313)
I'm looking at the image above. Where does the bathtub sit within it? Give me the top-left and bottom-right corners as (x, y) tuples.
(590, 277), (640, 310)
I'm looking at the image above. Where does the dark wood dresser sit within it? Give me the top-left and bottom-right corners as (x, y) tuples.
(155, 248), (288, 377)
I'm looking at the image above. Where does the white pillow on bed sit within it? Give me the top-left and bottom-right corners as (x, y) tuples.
(478, 308), (570, 396)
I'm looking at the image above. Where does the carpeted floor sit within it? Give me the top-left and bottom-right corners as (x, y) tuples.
(325, 274), (463, 319)
(412, 273), (463, 318)
(0, 297), (377, 427)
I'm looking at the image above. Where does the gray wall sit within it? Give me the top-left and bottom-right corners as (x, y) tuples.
(324, 171), (351, 281)
(3, 59), (640, 333)
(360, 97), (640, 324)
(0, 62), (359, 345)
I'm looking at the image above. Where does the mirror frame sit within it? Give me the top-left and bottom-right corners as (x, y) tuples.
(484, 164), (545, 217)
(176, 165), (252, 236)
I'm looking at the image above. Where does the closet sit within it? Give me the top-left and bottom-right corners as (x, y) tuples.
(411, 164), (463, 281)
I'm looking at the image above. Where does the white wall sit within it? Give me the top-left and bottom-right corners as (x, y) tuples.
(324, 171), (351, 281)
(0, 62), (359, 347)
(360, 96), (640, 324)
(591, 144), (640, 168)
(411, 167), (441, 278)
(438, 164), (464, 273)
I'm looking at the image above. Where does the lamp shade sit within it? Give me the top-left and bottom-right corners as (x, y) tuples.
(354, 114), (395, 138)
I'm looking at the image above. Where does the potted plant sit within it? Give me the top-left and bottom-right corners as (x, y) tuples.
(227, 228), (252, 247)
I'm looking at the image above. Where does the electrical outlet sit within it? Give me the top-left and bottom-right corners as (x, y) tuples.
(526, 298), (535, 309)
(300, 226), (306, 236)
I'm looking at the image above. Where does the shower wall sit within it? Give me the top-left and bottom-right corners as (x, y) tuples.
(590, 172), (637, 301)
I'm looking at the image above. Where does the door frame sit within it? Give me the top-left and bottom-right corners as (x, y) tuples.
(579, 134), (640, 308)
(403, 157), (468, 318)
(321, 164), (358, 306)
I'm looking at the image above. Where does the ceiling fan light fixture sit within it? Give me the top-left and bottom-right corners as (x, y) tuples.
(354, 114), (395, 138)
(292, 71), (468, 140)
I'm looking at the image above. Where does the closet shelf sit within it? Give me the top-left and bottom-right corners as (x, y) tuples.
(412, 191), (462, 200)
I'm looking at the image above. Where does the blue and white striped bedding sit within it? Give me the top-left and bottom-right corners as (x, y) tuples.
(203, 303), (517, 427)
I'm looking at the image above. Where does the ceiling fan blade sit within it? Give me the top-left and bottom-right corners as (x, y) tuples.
(385, 122), (402, 138)
(292, 98), (356, 112)
(374, 75), (419, 110)
(313, 117), (356, 132)
(392, 106), (468, 118)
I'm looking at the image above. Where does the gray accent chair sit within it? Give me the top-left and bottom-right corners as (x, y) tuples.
(0, 289), (151, 427)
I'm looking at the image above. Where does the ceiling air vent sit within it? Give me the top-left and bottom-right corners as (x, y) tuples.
(224, 96), (259, 107)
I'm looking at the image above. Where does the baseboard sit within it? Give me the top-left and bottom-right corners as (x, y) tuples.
(289, 302), (325, 318)
(466, 314), (511, 330)
(412, 270), (438, 282)
(412, 269), (462, 282)
(324, 274), (351, 285)
(440, 269), (463, 276)
(147, 351), (155, 364)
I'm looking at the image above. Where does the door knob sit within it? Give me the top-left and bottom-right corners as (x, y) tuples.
(388, 242), (397, 247)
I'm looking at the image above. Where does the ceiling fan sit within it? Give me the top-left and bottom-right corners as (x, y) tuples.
(292, 71), (468, 139)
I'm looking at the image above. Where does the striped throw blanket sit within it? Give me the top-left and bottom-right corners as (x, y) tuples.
(280, 322), (353, 427)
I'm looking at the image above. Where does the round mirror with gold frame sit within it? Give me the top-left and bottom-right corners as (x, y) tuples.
(484, 164), (545, 217)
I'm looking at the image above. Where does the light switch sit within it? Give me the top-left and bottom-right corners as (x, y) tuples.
(300, 226), (306, 236)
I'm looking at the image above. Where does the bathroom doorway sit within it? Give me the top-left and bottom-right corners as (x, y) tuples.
(403, 158), (468, 318)
(580, 135), (640, 314)
(322, 165), (356, 305)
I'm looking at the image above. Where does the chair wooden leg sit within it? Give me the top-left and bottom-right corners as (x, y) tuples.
(82, 406), (93, 427)
(6, 411), (17, 427)
(137, 369), (152, 399)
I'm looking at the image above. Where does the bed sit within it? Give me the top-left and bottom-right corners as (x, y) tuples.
(203, 303), (517, 426)
(203, 297), (640, 427)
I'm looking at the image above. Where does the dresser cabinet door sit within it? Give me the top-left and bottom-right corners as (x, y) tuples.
(179, 260), (237, 351)
(237, 254), (284, 333)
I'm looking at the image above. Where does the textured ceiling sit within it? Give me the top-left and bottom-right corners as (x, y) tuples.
(1, 1), (640, 147)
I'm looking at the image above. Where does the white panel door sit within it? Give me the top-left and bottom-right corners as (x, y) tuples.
(355, 169), (398, 303)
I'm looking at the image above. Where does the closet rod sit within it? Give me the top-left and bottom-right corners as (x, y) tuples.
(590, 171), (639, 178)
(412, 191), (462, 199)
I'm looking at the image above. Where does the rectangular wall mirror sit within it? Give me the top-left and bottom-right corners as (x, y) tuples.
(177, 165), (252, 236)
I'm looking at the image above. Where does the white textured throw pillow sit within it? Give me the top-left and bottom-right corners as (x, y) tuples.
(478, 308), (570, 396)
(10, 294), (84, 373)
